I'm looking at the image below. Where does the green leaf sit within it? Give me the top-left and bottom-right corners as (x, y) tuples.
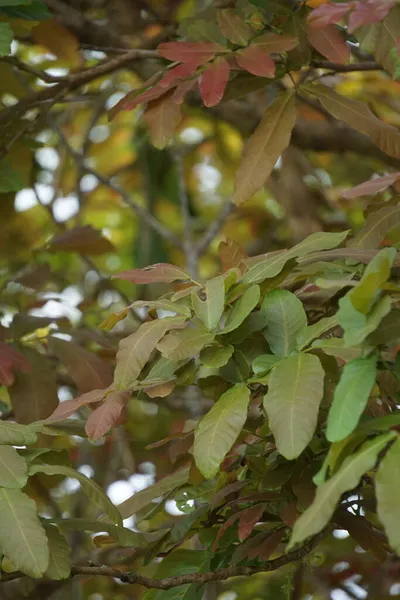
(347, 248), (396, 314)
(311, 337), (362, 362)
(326, 355), (377, 443)
(194, 383), (250, 479)
(28, 464), (122, 526)
(157, 327), (215, 360)
(261, 290), (307, 357)
(0, 22), (13, 57)
(349, 205), (400, 250)
(297, 315), (338, 350)
(243, 231), (349, 284)
(252, 354), (279, 375)
(376, 437), (400, 554)
(355, 8), (400, 76)
(131, 299), (191, 317)
(339, 295), (392, 347)
(367, 309), (400, 345)
(200, 344), (234, 368)
(0, 1), (34, 5)
(288, 432), (396, 549)
(0, 157), (24, 189)
(50, 518), (158, 547)
(264, 354), (325, 460)
(143, 357), (180, 384)
(0, 420), (38, 445)
(192, 276), (225, 331)
(219, 285), (260, 334)
(0, 488), (49, 577)
(0, 0), (51, 20)
(0, 445), (28, 488)
(114, 316), (186, 389)
(43, 525), (71, 580)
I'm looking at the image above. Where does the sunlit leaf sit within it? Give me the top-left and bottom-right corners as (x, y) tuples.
(252, 32), (299, 52)
(219, 239), (247, 272)
(261, 290), (307, 357)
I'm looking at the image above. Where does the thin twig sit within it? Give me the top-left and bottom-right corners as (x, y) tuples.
(173, 150), (198, 278)
(311, 60), (381, 72)
(196, 201), (235, 256)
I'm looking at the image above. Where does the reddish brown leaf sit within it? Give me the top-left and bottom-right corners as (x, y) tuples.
(113, 263), (190, 284)
(348, 1), (396, 33)
(159, 63), (197, 88)
(248, 529), (285, 560)
(238, 503), (266, 542)
(218, 239), (247, 272)
(47, 226), (114, 255)
(252, 33), (299, 53)
(236, 46), (276, 77)
(217, 9), (252, 46)
(85, 391), (129, 441)
(0, 343), (31, 386)
(308, 3), (352, 28)
(199, 58), (230, 107)
(109, 86), (170, 117)
(172, 79), (197, 104)
(45, 388), (108, 423)
(12, 264), (51, 289)
(210, 481), (246, 510)
(335, 508), (389, 563)
(213, 513), (240, 550)
(49, 337), (113, 394)
(279, 502), (300, 527)
(158, 41), (225, 65)
(144, 91), (182, 149)
(306, 24), (350, 64)
(342, 173), (400, 199)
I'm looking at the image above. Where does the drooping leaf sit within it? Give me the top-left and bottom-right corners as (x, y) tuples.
(0, 488), (49, 578)
(199, 58), (230, 107)
(194, 383), (250, 479)
(200, 344), (234, 368)
(297, 315), (338, 350)
(219, 239), (247, 272)
(29, 464), (122, 526)
(192, 276), (225, 331)
(47, 225), (114, 255)
(349, 205), (400, 249)
(264, 354), (325, 460)
(144, 91), (182, 150)
(238, 503), (266, 542)
(157, 327), (215, 361)
(233, 91), (296, 206)
(44, 388), (107, 423)
(306, 24), (350, 63)
(158, 63), (197, 89)
(85, 391), (128, 441)
(261, 290), (307, 357)
(113, 263), (190, 284)
(288, 432), (396, 549)
(114, 317), (185, 389)
(375, 437), (400, 555)
(158, 41), (225, 65)
(43, 525), (71, 580)
(0, 445), (28, 488)
(220, 285), (260, 335)
(326, 355), (378, 443)
(342, 173), (400, 199)
(217, 9), (252, 46)
(236, 45), (276, 77)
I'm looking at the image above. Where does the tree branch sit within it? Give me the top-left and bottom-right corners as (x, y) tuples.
(311, 60), (381, 72)
(196, 201), (235, 256)
(173, 150), (198, 278)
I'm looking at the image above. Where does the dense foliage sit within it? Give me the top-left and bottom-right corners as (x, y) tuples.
(1, 0), (400, 598)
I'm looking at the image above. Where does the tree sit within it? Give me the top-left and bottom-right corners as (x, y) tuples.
(1, 0), (400, 598)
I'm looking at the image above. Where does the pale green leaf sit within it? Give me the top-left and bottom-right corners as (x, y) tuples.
(192, 276), (225, 331)
(0, 420), (38, 445)
(219, 285), (260, 334)
(28, 464), (122, 526)
(339, 295), (392, 347)
(194, 383), (250, 479)
(347, 248), (396, 314)
(0, 488), (49, 578)
(0, 445), (28, 488)
(349, 205), (400, 250)
(326, 355), (377, 443)
(355, 8), (400, 76)
(252, 354), (279, 375)
(200, 344), (234, 368)
(143, 357), (180, 383)
(288, 432), (395, 549)
(311, 338), (362, 362)
(376, 437), (400, 554)
(43, 525), (71, 580)
(264, 354), (324, 460)
(261, 290), (307, 357)
(114, 316), (185, 389)
(0, 22), (13, 57)
(297, 315), (338, 350)
(157, 327), (215, 360)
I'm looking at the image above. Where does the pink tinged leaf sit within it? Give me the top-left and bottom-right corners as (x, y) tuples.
(172, 79), (197, 104)
(238, 503), (266, 542)
(85, 391), (129, 441)
(236, 46), (276, 78)
(342, 173), (400, 198)
(158, 41), (225, 66)
(252, 33), (299, 53)
(308, 3), (353, 29)
(109, 86), (171, 117)
(159, 63), (197, 88)
(306, 24), (350, 64)
(199, 58), (230, 107)
(113, 263), (190, 284)
(217, 8), (252, 46)
(0, 343), (31, 386)
(45, 388), (108, 423)
(348, 1), (396, 33)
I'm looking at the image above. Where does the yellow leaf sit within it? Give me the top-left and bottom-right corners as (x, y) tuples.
(32, 19), (81, 67)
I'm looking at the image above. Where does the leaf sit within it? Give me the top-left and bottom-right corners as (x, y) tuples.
(367, 309), (400, 345)
(252, 32), (299, 53)
(261, 290), (307, 357)
(192, 276), (225, 331)
(28, 464), (122, 526)
(50, 517), (156, 547)
(143, 357), (180, 383)
(200, 344), (234, 368)
(217, 9), (252, 45)
(144, 90), (183, 149)
(342, 173), (400, 199)
(159, 63), (197, 89)
(114, 317), (185, 389)
(238, 504), (266, 542)
(308, 3), (352, 28)
(306, 24), (349, 64)
(47, 225), (114, 255)
(0, 488), (49, 578)
(348, 1), (396, 33)
(32, 18), (80, 66)
(243, 230), (349, 284)
(45, 388), (107, 423)
(0, 342), (31, 387)
(312, 337), (362, 362)
(264, 354), (325, 460)
(219, 239), (247, 272)
(199, 58), (230, 107)
(113, 263), (190, 284)
(305, 84), (400, 160)
(326, 355), (377, 443)
(222, 71), (272, 102)
(252, 354), (279, 375)
(236, 45), (276, 77)
(131, 299), (191, 317)
(297, 315), (338, 350)
(117, 466), (190, 520)
(233, 91), (296, 206)
(49, 337), (113, 394)
(157, 327), (215, 361)
(0, 22), (13, 56)
(349, 205), (400, 250)
(355, 8), (400, 76)
(85, 391), (128, 441)
(0, 445), (28, 488)
(288, 432), (396, 549)
(220, 285), (260, 335)
(158, 41), (225, 65)
(376, 437), (400, 554)
(0, 0), (50, 20)
(346, 248), (396, 314)
(0, 420), (38, 445)
(43, 525), (71, 580)
(194, 383), (250, 479)
(0, 157), (23, 190)
(339, 294), (392, 347)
